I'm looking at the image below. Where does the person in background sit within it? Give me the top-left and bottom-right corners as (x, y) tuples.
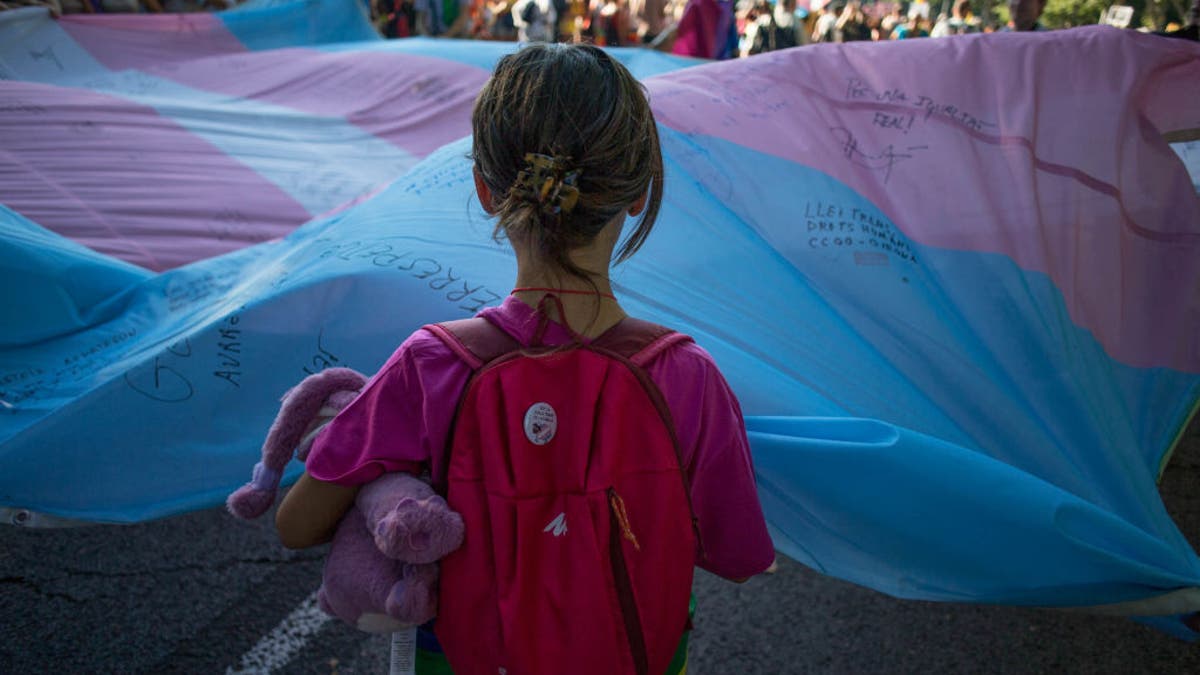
(879, 1), (906, 38)
(551, 0), (575, 39)
(864, 11), (883, 39)
(415, 0), (473, 37)
(835, 0), (871, 41)
(1003, 0), (1045, 31)
(744, 0), (805, 54)
(892, 8), (929, 37)
(811, 1), (840, 41)
(671, 0), (738, 58)
(589, 0), (632, 45)
(629, 0), (667, 43)
(375, 0), (418, 37)
(480, 0), (519, 39)
(1158, 0), (1198, 40)
(565, 0), (590, 40)
(930, 0), (978, 36)
(511, 0), (558, 40)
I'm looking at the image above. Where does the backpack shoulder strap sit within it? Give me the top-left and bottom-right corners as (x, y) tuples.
(594, 318), (704, 554)
(426, 316), (692, 369)
(592, 318), (694, 368)
(423, 317), (521, 370)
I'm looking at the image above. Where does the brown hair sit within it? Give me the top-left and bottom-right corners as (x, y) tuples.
(471, 43), (664, 281)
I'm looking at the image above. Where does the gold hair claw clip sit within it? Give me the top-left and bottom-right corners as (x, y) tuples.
(515, 153), (582, 214)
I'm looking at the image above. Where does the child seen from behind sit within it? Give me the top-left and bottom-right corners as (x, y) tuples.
(275, 43), (775, 674)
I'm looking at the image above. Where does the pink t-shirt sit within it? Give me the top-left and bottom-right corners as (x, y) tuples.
(307, 296), (774, 579)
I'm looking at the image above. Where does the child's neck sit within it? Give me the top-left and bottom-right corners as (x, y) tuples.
(511, 273), (626, 340)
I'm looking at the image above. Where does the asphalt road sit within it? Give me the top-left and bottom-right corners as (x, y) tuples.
(2, 419), (1197, 674)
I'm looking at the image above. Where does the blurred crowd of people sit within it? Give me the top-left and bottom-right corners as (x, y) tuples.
(1, 0), (1195, 53)
(374, 0), (1021, 53)
(374, 0), (1197, 57)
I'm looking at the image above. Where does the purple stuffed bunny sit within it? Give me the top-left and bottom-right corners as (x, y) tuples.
(226, 367), (464, 632)
(319, 473), (464, 632)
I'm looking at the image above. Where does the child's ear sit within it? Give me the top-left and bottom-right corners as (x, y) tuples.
(628, 192), (647, 217)
(474, 165), (497, 215)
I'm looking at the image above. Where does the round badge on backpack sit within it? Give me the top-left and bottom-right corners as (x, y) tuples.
(523, 402), (557, 445)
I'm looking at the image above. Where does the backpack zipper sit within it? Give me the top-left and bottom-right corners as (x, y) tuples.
(607, 486), (649, 675)
(591, 342), (704, 562)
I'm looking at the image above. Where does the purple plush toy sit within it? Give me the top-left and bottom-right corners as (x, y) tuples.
(226, 367), (465, 633)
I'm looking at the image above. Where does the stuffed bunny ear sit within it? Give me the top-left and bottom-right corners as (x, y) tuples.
(226, 367), (367, 520)
(294, 387), (360, 461)
(226, 461), (282, 520)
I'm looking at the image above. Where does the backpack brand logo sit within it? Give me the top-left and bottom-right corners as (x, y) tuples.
(543, 512), (568, 537)
(523, 402), (557, 445)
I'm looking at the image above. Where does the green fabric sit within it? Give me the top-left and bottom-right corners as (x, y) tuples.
(663, 594), (697, 675)
(416, 646), (455, 675)
(441, 0), (459, 27)
(664, 628), (690, 675)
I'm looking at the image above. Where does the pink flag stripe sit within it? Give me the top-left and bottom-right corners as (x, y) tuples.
(648, 28), (1200, 373)
(149, 48), (488, 158)
(0, 80), (309, 272)
(59, 14), (249, 73)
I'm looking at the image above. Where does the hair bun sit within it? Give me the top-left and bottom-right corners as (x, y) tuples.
(512, 153), (582, 215)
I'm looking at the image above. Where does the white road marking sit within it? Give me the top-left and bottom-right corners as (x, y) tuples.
(227, 590), (330, 674)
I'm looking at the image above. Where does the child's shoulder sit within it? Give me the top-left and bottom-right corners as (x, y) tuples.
(404, 325), (457, 354)
(628, 320), (725, 377)
(373, 325), (467, 378)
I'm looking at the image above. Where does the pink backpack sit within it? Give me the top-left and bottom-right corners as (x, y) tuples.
(424, 314), (698, 675)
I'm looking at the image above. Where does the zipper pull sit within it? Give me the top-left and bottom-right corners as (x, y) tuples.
(608, 488), (641, 552)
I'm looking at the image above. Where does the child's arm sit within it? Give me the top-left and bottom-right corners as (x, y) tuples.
(275, 331), (468, 548)
(653, 343), (776, 582)
(725, 559), (778, 584)
(275, 472), (360, 549)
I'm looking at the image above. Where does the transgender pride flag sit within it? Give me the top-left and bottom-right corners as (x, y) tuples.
(1, 0), (1198, 638)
